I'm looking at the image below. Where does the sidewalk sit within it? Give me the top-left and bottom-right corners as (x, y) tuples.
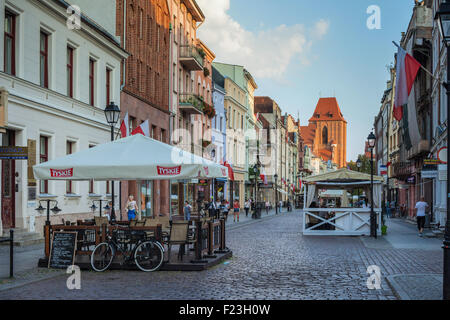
(363, 218), (444, 300)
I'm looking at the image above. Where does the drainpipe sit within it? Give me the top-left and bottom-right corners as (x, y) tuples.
(168, 22), (173, 217)
(119, 0), (127, 218)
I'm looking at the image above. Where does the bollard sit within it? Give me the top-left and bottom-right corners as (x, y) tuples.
(10, 229), (14, 278)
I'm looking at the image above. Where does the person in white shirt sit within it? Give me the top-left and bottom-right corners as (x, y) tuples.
(415, 197), (429, 237)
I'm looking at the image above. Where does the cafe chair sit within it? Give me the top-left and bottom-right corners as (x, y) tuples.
(167, 221), (189, 262)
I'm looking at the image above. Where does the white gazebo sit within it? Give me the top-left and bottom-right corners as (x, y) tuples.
(33, 134), (229, 181)
(302, 168), (383, 236)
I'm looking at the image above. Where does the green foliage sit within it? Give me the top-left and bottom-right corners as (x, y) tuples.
(347, 154), (372, 175)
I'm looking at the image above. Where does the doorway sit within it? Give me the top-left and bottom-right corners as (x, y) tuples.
(1, 130), (16, 229)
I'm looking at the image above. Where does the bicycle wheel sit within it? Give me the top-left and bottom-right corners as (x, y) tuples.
(134, 241), (164, 272)
(91, 242), (114, 272)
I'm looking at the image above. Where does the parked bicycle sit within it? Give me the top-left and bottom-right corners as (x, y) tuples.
(90, 226), (164, 272)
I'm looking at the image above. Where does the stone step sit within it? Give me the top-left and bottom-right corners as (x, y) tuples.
(0, 229), (44, 246)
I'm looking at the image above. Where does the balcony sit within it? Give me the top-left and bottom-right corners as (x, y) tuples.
(392, 161), (413, 179)
(407, 139), (430, 160)
(179, 45), (204, 71)
(179, 94), (204, 115)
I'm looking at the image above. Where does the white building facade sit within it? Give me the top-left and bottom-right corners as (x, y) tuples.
(0, 0), (127, 236)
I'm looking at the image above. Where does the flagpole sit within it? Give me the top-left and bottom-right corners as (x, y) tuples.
(392, 41), (437, 81)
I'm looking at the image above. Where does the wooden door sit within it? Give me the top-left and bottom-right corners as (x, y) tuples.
(2, 130), (15, 229)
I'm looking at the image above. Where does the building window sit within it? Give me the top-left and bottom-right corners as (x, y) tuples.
(67, 47), (74, 97)
(40, 32), (49, 88)
(139, 8), (143, 39)
(39, 136), (48, 194)
(106, 68), (111, 104)
(66, 141), (74, 194)
(4, 11), (16, 75)
(89, 59), (95, 106)
(322, 126), (328, 145)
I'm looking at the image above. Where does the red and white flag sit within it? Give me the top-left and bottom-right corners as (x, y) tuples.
(255, 113), (260, 122)
(393, 45), (421, 121)
(131, 120), (150, 137)
(298, 177), (303, 192)
(120, 112), (129, 138)
(223, 161), (235, 181)
(259, 167), (268, 185)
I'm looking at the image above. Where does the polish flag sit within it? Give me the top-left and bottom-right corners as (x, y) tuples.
(298, 177), (303, 192)
(255, 113), (260, 122)
(120, 112), (129, 138)
(223, 161), (235, 181)
(259, 167), (268, 185)
(393, 45), (421, 121)
(131, 120), (150, 137)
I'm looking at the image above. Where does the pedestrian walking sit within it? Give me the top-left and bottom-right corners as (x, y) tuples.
(233, 199), (240, 222)
(224, 200), (230, 222)
(386, 200), (391, 219)
(126, 195), (138, 221)
(244, 199), (250, 217)
(279, 200), (283, 213)
(415, 197), (429, 237)
(183, 201), (192, 222)
(265, 200), (270, 215)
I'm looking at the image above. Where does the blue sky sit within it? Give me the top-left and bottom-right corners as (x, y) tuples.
(198, 0), (415, 162)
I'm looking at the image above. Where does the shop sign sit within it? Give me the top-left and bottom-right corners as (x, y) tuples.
(421, 170), (438, 179)
(439, 165), (447, 181)
(407, 176), (416, 184)
(198, 179), (208, 186)
(0, 146), (28, 159)
(438, 147), (448, 164)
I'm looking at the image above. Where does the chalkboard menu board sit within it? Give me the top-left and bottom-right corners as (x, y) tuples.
(48, 232), (77, 269)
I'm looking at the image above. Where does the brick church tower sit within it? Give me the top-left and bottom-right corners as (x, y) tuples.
(307, 97), (347, 168)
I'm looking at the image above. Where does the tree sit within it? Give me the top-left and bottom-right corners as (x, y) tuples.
(347, 154), (372, 175)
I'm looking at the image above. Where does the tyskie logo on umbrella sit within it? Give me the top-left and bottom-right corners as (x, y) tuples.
(157, 166), (181, 176)
(50, 168), (74, 178)
(221, 168), (227, 176)
(203, 167), (209, 176)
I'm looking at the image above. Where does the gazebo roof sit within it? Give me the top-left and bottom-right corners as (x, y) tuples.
(303, 168), (383, 184)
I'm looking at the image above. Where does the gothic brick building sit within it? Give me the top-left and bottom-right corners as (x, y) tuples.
(300, 98), (347, 168)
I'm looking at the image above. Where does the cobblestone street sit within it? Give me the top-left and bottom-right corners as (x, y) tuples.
(0, 211), (444, 300)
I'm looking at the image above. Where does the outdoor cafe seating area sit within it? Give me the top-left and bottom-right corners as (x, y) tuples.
(33, 135), (233, 271)
(38, 211), (231, 271)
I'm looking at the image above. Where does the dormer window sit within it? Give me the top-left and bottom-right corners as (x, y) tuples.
(315, 113), (320, 118)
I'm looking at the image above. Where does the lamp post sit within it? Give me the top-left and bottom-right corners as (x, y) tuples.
(435, 1), (450, 300)
(357, 158), (362, 199)
(104, 102), (121, 222)
(36, 200), (61, 255)
(274, 174), (278, 215)
(253, 156), (262, 219)
(367, 132), (376, 238)
(90, 200), (110, 218)
(36, 200), (62, 226)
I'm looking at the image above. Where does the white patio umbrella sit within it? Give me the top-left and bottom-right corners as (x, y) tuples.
(33, 134), (229, 181)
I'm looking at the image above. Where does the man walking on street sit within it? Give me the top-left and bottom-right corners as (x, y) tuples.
(415, 197), (429, 237)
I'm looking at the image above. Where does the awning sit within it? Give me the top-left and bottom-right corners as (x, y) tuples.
(33, 134), (229, 181)
(304, 168), (384, 184)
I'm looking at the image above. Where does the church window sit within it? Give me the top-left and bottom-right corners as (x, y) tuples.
(322, 126), (328, 144)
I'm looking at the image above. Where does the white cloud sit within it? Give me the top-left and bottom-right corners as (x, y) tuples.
(196, 0), (329, 80)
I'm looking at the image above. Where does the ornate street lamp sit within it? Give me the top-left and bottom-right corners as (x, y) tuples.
(104, 102), (120, 222)
(367, 132), (376, 239)
(435, 0), (450, 300)
(36, 200), (62, 226)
